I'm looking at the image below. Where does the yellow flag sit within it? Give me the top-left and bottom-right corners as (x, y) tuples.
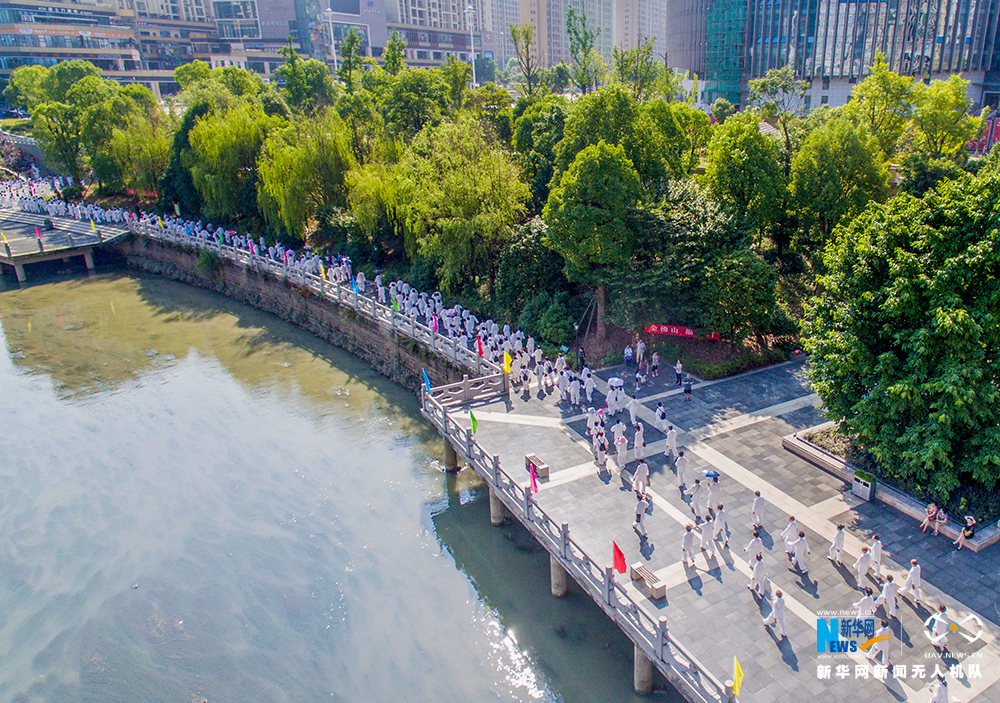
(503, 351), (512, 373)
(157, 216), (163, 228)
(319, 261), (326, 280)
(1, 232), (7, 243)
(733, 656), (744, 696)
(90, 219), (96, 231)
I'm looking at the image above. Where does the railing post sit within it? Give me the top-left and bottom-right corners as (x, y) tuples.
(560, 522), (570, 559)
(492, 454), (500, 484)
(524, 485), (532, 521)
(603, 565), (614, 605)
(657, 617), (669, 661)
(462, 374), (471, 403)
(466, 428), (473, 459)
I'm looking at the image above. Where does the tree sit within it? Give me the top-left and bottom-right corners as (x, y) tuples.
(495, 217), (569, 313)
(348, 162), (412, 259)
(383, 30), (407, 76)
(789, 117), (887, 246)
(442, 54), (473, 110)
(31, 102), (85, 184)
(711, 97), (735, 125)
(612, 39), (657, 102)
(898, 151), (963, 197)
(703, 249), (780, 348)
(510, 23), (542, 97)
(257, 111), (356, 241)
(174, 60), (212, 88)
(748, 65), (808, 172)
(802, 171), (1000, 499)
(3, 65), (50, 111)
(277, 41), (337, 111)
(543, 141), (642, 338)
(512, 95), (567, 211)
(704, 111), (785, 244)
(187, 102), (285, 223)
(216, 66), (264, 96)
(110, 110), (174, 197)
(844, 52), (917, 157)
(338, 28), (365, 93)
(672, 102), (711, 174)
(911, 75), (986, 160)
(548, 63), (572, 93)
(41, 60), (101, 102)
(336, 90), (383, 164)
(380, 68), (447, 139)
(565, 8), (603, 94)
(403, 114), (529, 292)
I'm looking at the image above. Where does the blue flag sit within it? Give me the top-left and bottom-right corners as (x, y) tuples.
(423, 369), (431, 393)
(352, 278), (359, 294)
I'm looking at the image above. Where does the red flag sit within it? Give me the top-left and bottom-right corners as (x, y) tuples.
(477, 337), (484, 357)
(613, 541), (626, 574)
(529, 465), (538, 494)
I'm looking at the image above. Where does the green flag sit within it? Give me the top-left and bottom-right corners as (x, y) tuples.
(470, 411), (478, 435)
(392, 297), (399, 311)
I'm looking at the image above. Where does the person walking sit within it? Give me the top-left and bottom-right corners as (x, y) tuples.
(633, 494), (650, 537)
(626, 395), (640, 426)
(681, 524), (696, 564)
(762, 589), (787, 638)
(748, 554), (766, 594)
(683, 374), (693, 401)
(853, 546), (872, 589)
(632, 460), (649, 497)
(898, 559), (921, 604)
(685, 479), (705, 522)
(674, 360), (683, 386)
(828, 524), (846, 565)
(611, 418), (626, 444)
(615, 435), (629, 468)
(954, 515), (976, 550)
(871, 535), (883, 581)
(781, 516), (798, 555)
(664, 425), (678, 461)
(928, 674), (949, 703)
(633, 422), (646, 461)
(744, 529), (763, 569)
(873, 574), (897, 618)
(751, 490), (765, 528)
(707, 477), (722, 515)
(707, 504), (728, 555)
(791, 531), (810, 574)
(929, 605), (950, 649)
(853, 587), (876, 616)
(595, 432), (607, 467)
(866, 620), (891, 666)
(675, 450), (689, 489)
(654, 402), (667, 432)
(650, 351), (659, 378)
(636, 339), (646, 365)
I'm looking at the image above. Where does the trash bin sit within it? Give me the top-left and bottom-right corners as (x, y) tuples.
(852, 471), (876, 501)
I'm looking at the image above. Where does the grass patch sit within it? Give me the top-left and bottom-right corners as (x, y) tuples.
(1, 118), (31, 136)
(805, 427), (1000, 523)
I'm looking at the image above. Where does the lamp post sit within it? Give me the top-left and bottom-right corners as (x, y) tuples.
(322, 9), (339, 71)
(464, 4), (476, 87)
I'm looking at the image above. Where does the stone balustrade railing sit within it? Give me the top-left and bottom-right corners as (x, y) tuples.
(420, 392), (730, 703)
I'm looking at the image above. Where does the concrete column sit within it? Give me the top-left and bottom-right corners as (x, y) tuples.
(444, 440), (459, 472)
(489, 487), (505, 525)
(634, 643), (653, 695)
(83, 251), (95, 271)
(549, 553), (567, 597)
(724, 679), (735, 702)
(14, 263), (26, 283)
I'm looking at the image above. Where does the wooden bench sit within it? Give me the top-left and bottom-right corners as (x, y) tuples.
(630, 562), (666, 599)
(525, 453), (549, 479)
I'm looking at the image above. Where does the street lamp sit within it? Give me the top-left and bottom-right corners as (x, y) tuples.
(322, 9), (339, 71)
(464, 4), (476, 87)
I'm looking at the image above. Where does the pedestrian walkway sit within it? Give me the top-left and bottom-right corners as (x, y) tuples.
(457, 359), (1000, 702)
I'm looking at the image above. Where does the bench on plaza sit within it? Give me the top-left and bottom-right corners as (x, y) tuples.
(525, 453), (549, 479)
(630, 562), (666, 599)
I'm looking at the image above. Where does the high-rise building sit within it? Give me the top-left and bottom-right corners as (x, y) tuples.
(669, 0), (1000, 107)
(615, 0), (667, 59)
(518, 0), (613, 68)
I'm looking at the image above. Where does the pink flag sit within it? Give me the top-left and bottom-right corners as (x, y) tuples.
(529, 465), (539, 494)
(432, 314), (438, 332)
(35, 226), (42, 239)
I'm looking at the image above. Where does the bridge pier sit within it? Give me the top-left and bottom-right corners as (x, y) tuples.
(633, 643), (653, 695)
(83, 250), (95, 271)
(444, 440), (459, 472)
(14, 262), (25, 283)
(549, 553), (567, 597)
(488, 487), (505, 525)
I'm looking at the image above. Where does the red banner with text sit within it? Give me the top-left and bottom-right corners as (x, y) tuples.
(644, 324), (720, 340)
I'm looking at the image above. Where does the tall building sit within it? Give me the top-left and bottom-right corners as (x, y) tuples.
(615, 0), (667, 59)
(518, 0), (613, 68)
(669, 0), (1000, 107)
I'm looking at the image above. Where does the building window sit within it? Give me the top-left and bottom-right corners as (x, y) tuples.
(433, 50), (442, 59)
(822, 76), (830, 90)
(821, 95), (828, 104)
(416, 50), (428, 59)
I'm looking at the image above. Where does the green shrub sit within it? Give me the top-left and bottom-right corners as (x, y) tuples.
(196, 249), (219, 276)
(60, 184), (83, 201)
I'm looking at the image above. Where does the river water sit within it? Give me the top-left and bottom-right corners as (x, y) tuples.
(0, 270), (679, 703)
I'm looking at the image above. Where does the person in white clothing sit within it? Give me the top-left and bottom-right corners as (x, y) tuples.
(828, 524), (846, 565)
(654, 403), (667, 432)
(791, 531), (810, 574)
(633, 495), (650, 537)
(611, 419), (626, 444)
(675, 451), (689, 489)
(626, 395), (640, 425)
(781, 516), (798, 554)
(853, 587), (876, 616)
(633, 423), (646, 461)
(751, 491), (765, 528)
(664, 425), (678, 460)
(898, 559), (921, 603)
(871, 535), (883, 580)
(707, 477), (722, 515)
(632, 461), (649, 496)
(929, 605), (950, 648)
(866, 620), (891, 666)
(853, 546), (872, 588)
(681, 524), (695, 564)
(584, 374), (596, 403)
(928, 675), (949, 703)
(748, 554), (766, 594)
(762, 590), (787, 638)
(685, 479), (705, 522)
(873, 575), (897, 618)
(744, 529), (763, 569)
(707, 504), (728, 555)
(615, 435), (629, 468)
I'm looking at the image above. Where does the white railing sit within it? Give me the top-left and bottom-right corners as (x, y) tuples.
(420, 391), (730, 703)
(127, 218), (505, 380)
